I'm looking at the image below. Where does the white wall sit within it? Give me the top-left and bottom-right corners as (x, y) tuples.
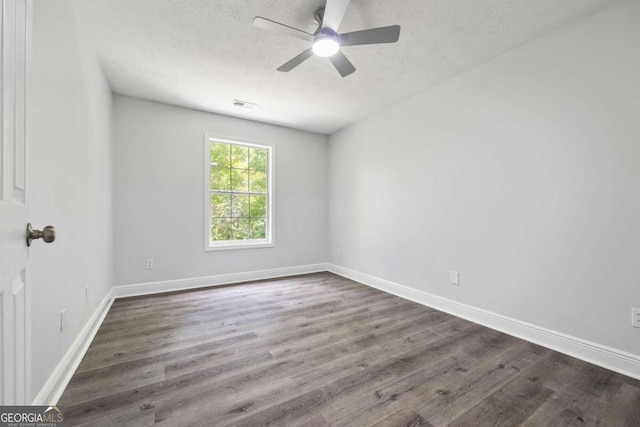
(29, 0), (113, 399)
(328, 0), (640, 357)
(113, 96), (327, 287)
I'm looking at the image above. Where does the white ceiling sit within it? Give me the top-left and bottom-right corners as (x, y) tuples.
(76, 0), (615, 134)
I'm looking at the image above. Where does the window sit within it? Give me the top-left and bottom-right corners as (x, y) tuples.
(205, 137), (273, 250)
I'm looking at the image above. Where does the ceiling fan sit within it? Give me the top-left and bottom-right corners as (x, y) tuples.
(252, 0), (401, 77)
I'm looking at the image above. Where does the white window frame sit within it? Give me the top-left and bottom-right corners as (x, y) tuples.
(204, 134), (274, 251)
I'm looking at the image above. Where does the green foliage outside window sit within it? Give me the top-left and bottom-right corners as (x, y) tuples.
(210, 141), (269, 242)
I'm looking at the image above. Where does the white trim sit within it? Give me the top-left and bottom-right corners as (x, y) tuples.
(327, 263), (640, 380)
(25, 0), (34, 405)
(203, 134), (275, 251)
(31, 263), (640, 406)
(32, 290), (114, 405)
(31, 263), (324, 403)
(205, 241), (274, 252)
(112, 263), (328, 298)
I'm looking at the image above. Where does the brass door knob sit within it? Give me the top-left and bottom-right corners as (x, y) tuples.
(26, 223), (56, 246)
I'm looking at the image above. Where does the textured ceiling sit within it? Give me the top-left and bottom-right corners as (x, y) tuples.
(75, 0), (615, 134)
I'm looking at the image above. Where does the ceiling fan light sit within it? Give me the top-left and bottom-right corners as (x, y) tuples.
(312, 38), (340, 57)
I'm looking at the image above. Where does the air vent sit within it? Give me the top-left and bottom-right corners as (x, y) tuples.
(233, 99), (257, 109)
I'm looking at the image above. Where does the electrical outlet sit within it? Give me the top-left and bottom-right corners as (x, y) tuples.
(632, 308), (640, 328)
(60, 309), (67, 332)
(336, 249), (342, 258)
(146, 259), (154, 270)
(449, 271), (460, 285)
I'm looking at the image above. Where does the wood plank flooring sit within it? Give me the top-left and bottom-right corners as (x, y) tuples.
(59, 272), (640, 426)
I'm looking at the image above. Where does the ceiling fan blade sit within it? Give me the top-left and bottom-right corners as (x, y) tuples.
(339, 25), (401, 46)
(277, 49), (314, 72)
(321, 0), (351, 32)
(329, 51), (356, 77)
(252, 17), (313, 41)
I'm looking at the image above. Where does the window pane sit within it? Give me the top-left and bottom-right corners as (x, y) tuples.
(211, 167), (230, 191)
(249, 195), (266, 218)
(249, 170), (266, 193)
(231, 218), (250, 240)
(207, 141), (271, 247)
(250, 219), (266, 239)
(211, 218), (231, 241)
(231, 145), (248, 169)
(249, 148), (267, 171)
(231, 169), (248, 192)
(211, 143), (230, 168)
(232, 194), (250, 217)
(211, 193), (231, 217)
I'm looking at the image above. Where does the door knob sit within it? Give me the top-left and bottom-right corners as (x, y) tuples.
(26, 223), (56, 246)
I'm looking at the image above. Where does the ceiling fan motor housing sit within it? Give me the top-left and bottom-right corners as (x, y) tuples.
(314, 28), (338, 41)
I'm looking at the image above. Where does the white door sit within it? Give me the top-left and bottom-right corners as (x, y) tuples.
(0, 0), (32, 405)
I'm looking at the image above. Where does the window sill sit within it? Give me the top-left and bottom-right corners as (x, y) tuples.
(205, 241), (274, 251)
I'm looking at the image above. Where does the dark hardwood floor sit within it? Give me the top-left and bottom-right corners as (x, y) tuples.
(59, 272), (640, 426)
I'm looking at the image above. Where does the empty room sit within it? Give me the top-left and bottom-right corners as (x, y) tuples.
(1, 0), (639, 425)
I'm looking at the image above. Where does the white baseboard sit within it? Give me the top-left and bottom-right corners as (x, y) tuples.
(31, 262), (640, 407)
(32, 290), (114, 405)
(327, 263), (640, 380)
(31, 263), (327, 404)
(112, 263), (328, 298)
